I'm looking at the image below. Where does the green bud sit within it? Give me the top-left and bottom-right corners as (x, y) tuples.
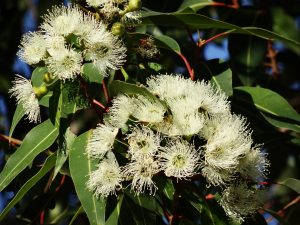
(127, 0), (142, 12)
(43, 72), (54, 84)
(111, 22), (125, 36)
(33, 85), (48, 98)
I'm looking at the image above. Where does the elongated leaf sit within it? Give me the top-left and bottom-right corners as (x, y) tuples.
(69, 131), (106, 225)
(155, 35), (181, 53)
(234, 87), (300, 123)
(210, 68), (233, 96)
(141, 13), (300, 50)
(260, 113), (300, 133)
(106, 195), (124, 225)
(0, 154), (56, 221)
(278, 178), (300, 194)
(53, 128), (76, 180)
(0, 119), (58, 191)
(9, 104), (25, 139)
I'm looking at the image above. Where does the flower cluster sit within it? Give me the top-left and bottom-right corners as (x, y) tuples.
(10, 4), (126, 123)
(86, 74), (269, 222)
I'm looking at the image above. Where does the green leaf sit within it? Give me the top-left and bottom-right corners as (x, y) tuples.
(69, 131), (106, 225)
(178, 0), (214, 12)
(141, 13), (300, 50)
(162, 179), (175, 200)
(82, 63), (104, 84)
(39, 91), (53, 107)
(125, 191), (163, 216)
(31, 67), (47, 87)
(0, 119), (58, 192)
(234, 87), (300, 123)
(155, 35), (181, 53)
(53, 127), (76, 180)
(9, 104), (25, 140)
(260, 113), (300, 133)
(278, 178), (300, 194)
(106, 195), (123, 225)
(271, 7), (300, 55)
(69, 206), (84, 225)
(109, 80), (158, 102)
(210, 68), (233, 96)
(0, 154), (56, 221)
(190, 199), (229, 225)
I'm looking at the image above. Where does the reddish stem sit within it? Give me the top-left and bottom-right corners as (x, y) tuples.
(102, 80), (109, 103)
(177, 52), (195, 80)
(198, 31), (230, 48)
(55, 175), (66, 192)
(92, 99), (108, 112)
(210, 0), (239, 9)
(40, 210), (45, 224)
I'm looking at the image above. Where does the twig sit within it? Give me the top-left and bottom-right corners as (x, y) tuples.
(102, 80), (110, 103)
(210, 0), (239, 9)
(197, 31), (231, 48)
(0, 133), (22, 146)
(92, 99), (108, 112)
(177, 52), (195, 81)
(265, 41), (279, 78)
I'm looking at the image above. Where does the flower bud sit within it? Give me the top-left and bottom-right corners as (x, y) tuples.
(111, 22), (125, 37)
(33, 85), (48, 98)
(127, 0), (142, 12)
(43, 72), (54, 84)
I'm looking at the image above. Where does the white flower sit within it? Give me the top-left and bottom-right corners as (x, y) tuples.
(84, 28), (127, 75)
(45, 35), (66, 57)
(106, 95), (134, 129)
(87, 156), (123, 197)
(122, 11), (141, 25)
(220, 182), (265, 222)
(17, 32), (47, 65)
(9, 75), (40, 123)
(46, 47), (82, 81)
(201, 166), (233, 186)
(146, 74), (192, 101)
(195, 81), (230, 115)
(127, 125), (160, 159)
(41, 5), (83, 36)
(168, 98), (204, 136)
(200, 114), (253, 185)
(146, 75), (230, 116)
(131, 95), (166, 123)
(123, 157), (160, 195)
(238, 147), (269, 181)
(159, 139), (200, 179)
(86, 124), (118, 158)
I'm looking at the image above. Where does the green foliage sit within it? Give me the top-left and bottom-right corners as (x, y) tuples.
(2, 1), (300, 224)
(69, 131), (106, 225)
(0, 119), (58, 192)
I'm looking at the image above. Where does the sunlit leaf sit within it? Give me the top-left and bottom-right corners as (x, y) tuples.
(0, 119), (58, 192)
